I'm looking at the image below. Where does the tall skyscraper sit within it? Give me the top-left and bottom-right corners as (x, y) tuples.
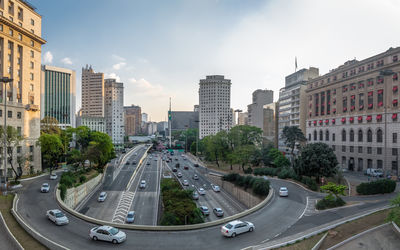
(40, 65), (76, 129)
(81, 65), (104, 117)
(199, 75), (231, 139)
(124, 104), (141, 136)
(0, 1), (46, 177)
(238, 112), (249, 125)
(105, 78), (124, 146)
(247, 89), (273, 129)
(263, 102), (279, 147)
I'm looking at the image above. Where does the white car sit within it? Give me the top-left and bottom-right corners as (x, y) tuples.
(140, 180), (146, 189)
(89, 225), (126, 244)
(46, 209), (69, 225)
(183, 180), (189, 186)
(212, 185), (220, 192)
(279, 187), (289, 197)
(50, 173), (57, 180)
(198, 187), (206, 195)
(98, 192), (107, 202)
(221, 220), (255, 237)
(41, 183), (50, 193)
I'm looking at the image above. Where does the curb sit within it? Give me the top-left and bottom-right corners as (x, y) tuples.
(56, 183), (274, 231)
(0, 211), (24, 250)
(19, 173), (47, 182)
(248, 204), (393, 249)
(311, 232), (327, 250)
(269, 177), (322, 195)
(11, 194), (69, 250)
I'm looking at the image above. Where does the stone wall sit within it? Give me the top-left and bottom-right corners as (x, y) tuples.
(207, 175), (262, 208)
(64, 174), (102, 209)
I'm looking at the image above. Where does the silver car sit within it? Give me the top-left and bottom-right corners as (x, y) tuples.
(89, 225), (126, 244)
(183, 180), (189, 186)
(213, 207), (224, 217)
(279, 187), (288, 197)
(200, 206), (210, 216)
(46, 209), (69, 225)
(198, 187), (206, 195)
(98, 192), (107, 202)
(212, 185), (220, 192)
(140, 180), (146, 189)
(126, 211), (135, 223)
(50, 173), (57, 180)
(192, 191), (199, 200)
(41, 183), (50, 193)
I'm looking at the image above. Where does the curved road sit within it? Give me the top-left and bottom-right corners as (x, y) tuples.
(16, 174), (307, 250)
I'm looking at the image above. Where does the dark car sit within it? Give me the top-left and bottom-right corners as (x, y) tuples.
(172, 168), (178, 172)
(184, 166), (189, 170)
(132, 161), (136, 165)
(126, 162), (130, 165)
(194, 164), (199, 167)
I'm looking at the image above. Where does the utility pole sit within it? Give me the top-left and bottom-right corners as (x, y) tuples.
(1, 77), (13, 192)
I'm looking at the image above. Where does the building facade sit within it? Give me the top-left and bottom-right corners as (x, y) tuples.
(76, 109), (105, 133)
(142, 113), (148, 123)
(0, 0), (46, 177)
(104, 78), (124, 146)
(306, 47), (400, 176)
(247, 89), (273, 129)
(238, 112), (249, 125)
(263, 102), (279, 147)
(199, 75), (231, 139)
(40, 65), (76, 129)
(170, 111), (199, 131)
(81, 65), (104, 117)
(124, 105), (141, 136)
(278, 67), (319, 152)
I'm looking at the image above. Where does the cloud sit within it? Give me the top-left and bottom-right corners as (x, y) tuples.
(112, 62), (127, 70)
(61, 57), (73, 65)
(112, 54), (126, 61)
(104, 72), (121, 82)
(128, 78), (167, 98)
(43, 51), (53, 64)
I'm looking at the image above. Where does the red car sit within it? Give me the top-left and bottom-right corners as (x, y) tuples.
(184, 166), (189, 170)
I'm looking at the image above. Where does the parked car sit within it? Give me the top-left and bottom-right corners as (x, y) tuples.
(192, 191), (199, 200)
(89, 225), (127, 244)
(98, 192), (107, 202)
(198, 188), (206, 195)
(193, 175), (199, 180)
(211, 184), (220, 192)
(279, 187), (289, 197)
(213, 208), (224, 217)
(125, 211), (135, 223)
(200, 206), (210, 216)
(172, 168), (178, 172)
(366, 168), (383, 177)
(50, 173), (57, 180)
(177, 172), (183, 178)
(221, 220), (255, 237)
(184, 166), (189, 170)
(183, 180), (189, 186)
(41, 183), (50, 193)
(140, 180), (146, 189)
(46, 209), (69, 225)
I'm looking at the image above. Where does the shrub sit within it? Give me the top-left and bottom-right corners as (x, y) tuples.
(278, 168), (297, 179)
(223, 173), (270, 197)
(59, 184), (67, 201)
(316, 195), (345, 210)
(301, 176), (318, 191)
(244, 167), (253, 174)
(79, 175), (87, 183)
(356, 179), (396, 195)
(253, 167), (279, 177)
(252, 178), (270, 196)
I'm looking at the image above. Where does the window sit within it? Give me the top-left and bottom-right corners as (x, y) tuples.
(342, 129), (346, 142)
(393, 148), (398, 156)
(17, 127), (21, 136)
(332, 145), (336, 151)
(350, 146), (354, 153)
(377, 129), (383, 143)
(17, 146), (21, 154)
(332, 133), (335, 141)
(377, 160), (383, 169)
(342, 145), (346, 152)
(30, 84), (34, 91)
(367, 147), (372, 154)
(0, 110), (2, 117)
(29, 145), (34, 153)
(7, 110), (12, 118)
(313, 130), (317, 141)
(358, 146), (363, 153)
(358, 129), (363, 142)
(30, 62), (34, 69)
(350, 129), (354, 142)
(325, 130), (329, 141)
(319, 130), (323, 141)
(30, 73), (34, 80)
(30, 50), (34, 58)
(0, 24), (2, 31)
(367, 129), (373, 142)
(9, 29), (13, 36)
(393, 133), (397, 143)
(308, 134), (311, 141)
(377, 147), (382, 154)
(18, 33), (21, 40)
(31, 18), (34, 26)
(30, 40), (34, 46)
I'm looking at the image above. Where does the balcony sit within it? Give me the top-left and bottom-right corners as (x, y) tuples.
(25, 104), (39, 111)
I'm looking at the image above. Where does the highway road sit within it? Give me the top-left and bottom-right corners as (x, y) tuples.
(78, 144), (148, 222)
(165, 151), (247, 222)
(128, 154), (162, 225)
(14, 165), (396, 250)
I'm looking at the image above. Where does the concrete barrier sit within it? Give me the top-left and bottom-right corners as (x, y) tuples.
(311, 232), (328, 250)
(56, 184), (274, 231)
(63, 174), (103, 209)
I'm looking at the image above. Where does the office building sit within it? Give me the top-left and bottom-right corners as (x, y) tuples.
(76, 109), (105, 133)
(0, 0), (46, 177)
(40, 65), (76, 129)
(199, 75), (231, 139)
(142, 113), (148, 123)
(124, 105), (141, 136)
(105, 78), (124, 146)
(306, 47), (400, 175)
(278, 67), (319, 152)
(247, 89), (273, 129)
(170, 111), (199, 131)
(81, 65), (104, 117)
(263, 102), (279, 147)
(238, 112), (249, 125)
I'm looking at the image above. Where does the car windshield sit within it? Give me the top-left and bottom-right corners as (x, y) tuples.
(127, 213), (134, 218)
(109, 227), (119, 235)
(55, 212), (65, 218)
(281, 188), (287, 191)
(225, 224), (233, 229)
(43, 184), (48, 187)
(100, 193), (105, 197)
(216, 208), (222, 212)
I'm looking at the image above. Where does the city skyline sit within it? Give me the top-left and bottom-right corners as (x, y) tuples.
(30, 0), (400, 121)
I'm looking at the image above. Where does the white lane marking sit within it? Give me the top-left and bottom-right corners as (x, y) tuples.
(298, 196), (309, 219)
(153, 156), (161, 226)
(111, 191), (135, 223)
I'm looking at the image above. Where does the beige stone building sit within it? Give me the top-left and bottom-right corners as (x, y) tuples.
(0, 0), (46, 177)
(124, 105), (141, 136)
(306, 47), (400, 176)
(238, 112), (248, 125)
(263, 102), (279, 147)
(81, 65), (104, 117)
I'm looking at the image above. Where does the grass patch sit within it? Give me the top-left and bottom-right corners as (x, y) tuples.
(279, 233), (324, 250)
(0, 194), (47, 250)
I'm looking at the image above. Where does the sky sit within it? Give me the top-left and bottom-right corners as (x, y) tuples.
(31, 0), (400, 122)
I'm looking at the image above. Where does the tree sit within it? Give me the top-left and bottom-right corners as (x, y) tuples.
(320, 182), (347, 200)
(281, 126), (306, 165)
(40, 116), (61, 135)
(234, 144), (257, 171)
(38, 133), (63, 174)
(87, 131), (115, 168)
(296, 142), (338, 183)
(0, 126), (24, 180)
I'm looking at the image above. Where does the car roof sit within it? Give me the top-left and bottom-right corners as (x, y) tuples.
(128, 211), (135, 215)
(214, 207), (222, 211)
(100, 192), (106, 195)
(280, 187), (287, 189)
(50, 209), (61, 213)
(43, 183), (49, 185)
(98, 225), (113, 230)
(227, 220), (243, 225)
(200, 206), (208, 209)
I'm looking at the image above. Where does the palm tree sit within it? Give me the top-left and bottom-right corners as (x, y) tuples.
(281, 126), (306, 165)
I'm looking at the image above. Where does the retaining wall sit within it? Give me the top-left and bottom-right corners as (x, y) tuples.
(63, 174), (103, 209)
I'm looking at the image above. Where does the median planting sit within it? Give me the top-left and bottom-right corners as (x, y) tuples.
(58, 169), (99, 201)
(222, 173), (270, 197)
(356, 179), (396, 195)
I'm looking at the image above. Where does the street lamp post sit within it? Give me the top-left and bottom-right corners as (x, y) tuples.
(1, 77), (13, 192)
